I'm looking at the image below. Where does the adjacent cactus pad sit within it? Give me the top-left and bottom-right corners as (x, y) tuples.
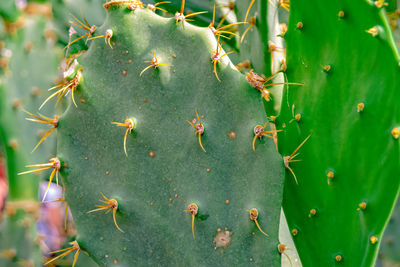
(55, 3), (284, 266)
(0, 11), (60, 267)
(235, 0), (286, 117)
(279, 0), (400, 266)
(235, 0), (271, 75)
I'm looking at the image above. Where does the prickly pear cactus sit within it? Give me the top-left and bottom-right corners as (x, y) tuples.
(0, 8), (60, 267)
(52, 2), (284, 266)
(279, 0), (400, 266)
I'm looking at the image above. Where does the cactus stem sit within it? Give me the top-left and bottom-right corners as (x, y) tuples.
(186, 110), (206, 152)
(88, 193), (124, 233)
(211, 35), (233, 82)
(45, 241), (82, 267)
(18, 158), (61, 201)
(278, 244), (292, 267)
(112, 117), (137, 157)
(283, 134), (311, 184)
(22, 109), (58, 153)
(140, 51), (173, 76)
(252, 122), (282, 151)
(248, 208), (269, 237)
(88, 29), (114, 49)
(184, 203), (198, 239)
(40, 68), (82, 110)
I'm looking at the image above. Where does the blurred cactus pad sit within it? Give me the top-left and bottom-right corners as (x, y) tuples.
(0, 0), (399, 267)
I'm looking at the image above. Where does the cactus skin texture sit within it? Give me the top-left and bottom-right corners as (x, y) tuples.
(278, 0), (400, 266)
(0, 9), (60, 267)
(55, 4), (284, 266)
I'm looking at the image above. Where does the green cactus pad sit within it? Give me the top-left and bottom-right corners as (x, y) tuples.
(0, 12), (60, 267)
(56, 4), (284, 266)
(279, 0), (400, 266)
(0, 14), (59, 199)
